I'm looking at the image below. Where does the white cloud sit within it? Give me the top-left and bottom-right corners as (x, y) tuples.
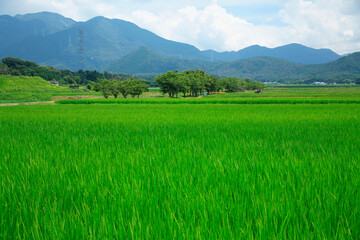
(121, 0), (360, 54)
(279, 0), (360, 53)
(125, 4), (291, 52)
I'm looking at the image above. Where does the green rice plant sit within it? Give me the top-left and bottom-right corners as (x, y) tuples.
(0, 104), (359, 239)
(56, 98), (360, 104)
(204, 86), (360, 99)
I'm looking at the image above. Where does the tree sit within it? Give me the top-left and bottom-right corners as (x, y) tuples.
(98, 79), (112, 98)
(204, 75), (218, 94)
(109, 80), (121, 98)
(355, 77), (360, 85)
(177, 73), (190, 97)
(0, 63), (9, 75)
(155, 70), (179, 97)
(185, 70), (205, 96)
(91, 82), (101, 92)
(127, 79), (149, 98)
(252, 81), (265, 90)
(2, 57), (38, 69)
(223, 78), (245, 92)
(118, 80), (131, 98)
(62, 75), (76, 85)
(86, 83), (92, 91)
(215, 78), (226, 92)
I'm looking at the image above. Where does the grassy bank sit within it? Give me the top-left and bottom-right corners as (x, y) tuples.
(0, 75), (87, 103)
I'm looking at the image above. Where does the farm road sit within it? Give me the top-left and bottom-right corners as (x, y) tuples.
(0, 101), (54, 107)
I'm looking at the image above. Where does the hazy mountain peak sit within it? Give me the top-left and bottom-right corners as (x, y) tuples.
(15, 11), (75, 25)
(243, 45), (266, 49)
(87, 16), (108, 22)
(12, 11), (75, 35)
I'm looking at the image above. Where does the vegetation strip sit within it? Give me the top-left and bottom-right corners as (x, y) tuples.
(56, 98), (360, 104)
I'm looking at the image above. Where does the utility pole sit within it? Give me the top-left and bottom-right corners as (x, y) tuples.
(78, 29), (85, 70)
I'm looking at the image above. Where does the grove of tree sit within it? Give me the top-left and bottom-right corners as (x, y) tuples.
(155, 70), (265, 97)
(93, 78), (149, 99)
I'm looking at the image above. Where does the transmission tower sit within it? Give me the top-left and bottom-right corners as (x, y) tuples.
(78, 29), (85, 70)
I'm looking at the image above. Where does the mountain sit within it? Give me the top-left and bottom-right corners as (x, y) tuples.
(108, 47), (212, 74)
(14, 12), (76, 34)
(0, 12), (75, 50)
(208, 56), (305, 81)
(308, 52), (360, 81)
(0, 12), (345, 72)
(108, 48), (303, 80)
(203, 43), (340, 64)
(208, 52), (360, 82)
(108, 48), (360, 83)
(0, 13), (206, 71)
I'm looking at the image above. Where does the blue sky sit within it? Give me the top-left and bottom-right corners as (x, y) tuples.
(0, 0), (359, 54)
(224, 3), (284, 26)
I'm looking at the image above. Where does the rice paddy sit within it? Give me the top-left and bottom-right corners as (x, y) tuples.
(56, 98), (360, 104)
(1, 103), (359, 239)
(56, 85), (360, 105)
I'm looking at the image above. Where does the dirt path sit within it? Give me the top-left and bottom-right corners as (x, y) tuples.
(0, 101), (55, 107)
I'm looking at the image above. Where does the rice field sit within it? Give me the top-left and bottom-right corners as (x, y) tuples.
(56, 98), (360, 105)
(56, 85), (360, 105)
(204, 86), (360, 99)
(1, 104), (359, 239)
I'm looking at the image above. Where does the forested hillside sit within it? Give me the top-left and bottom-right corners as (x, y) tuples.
(108, 49), (360, 84)
(1, 53), (359, 85)
(0, 57), (130, 85)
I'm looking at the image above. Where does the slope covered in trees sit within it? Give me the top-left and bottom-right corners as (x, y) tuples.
(1, 57), (130, 85)
(107, 47), (211, 75)
(212, 52), (360, 84)
(2, 54), (360, 86)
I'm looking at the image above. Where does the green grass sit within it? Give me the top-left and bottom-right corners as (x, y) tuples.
(1, 104), (359, 239)
(0, 75), (71, 93)
(0, 75), (88, 102)
(0, 93), (53, 103)
(148, 87), (161, 92)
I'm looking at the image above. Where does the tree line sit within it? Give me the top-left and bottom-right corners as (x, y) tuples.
(91, 78), (149, 98)
(155, 70), (265, 97)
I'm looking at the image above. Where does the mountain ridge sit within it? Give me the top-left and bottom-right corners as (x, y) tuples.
(203, 43), (340, 64)
(1, 11), (358, 83)
(107, 47), (360, 83)
(0, 11), (344, 71)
